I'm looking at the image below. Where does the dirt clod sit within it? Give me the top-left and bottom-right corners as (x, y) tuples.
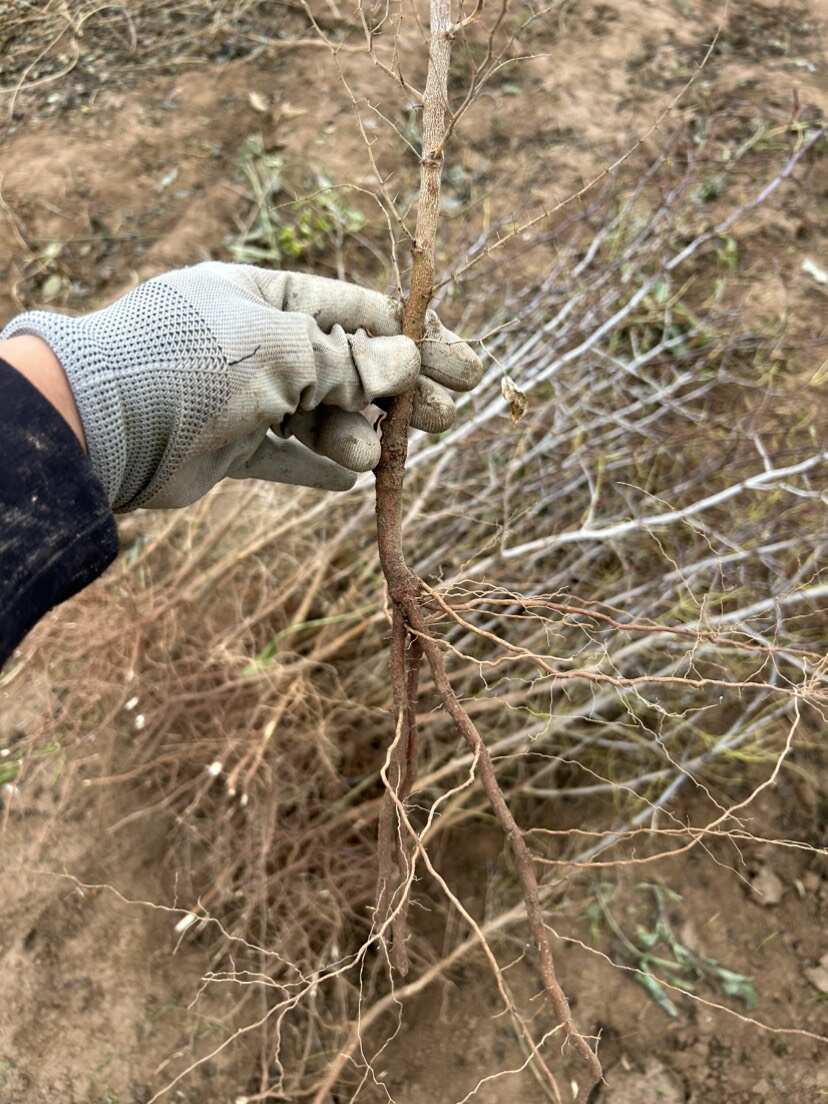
(604, 1058), (683, 1104)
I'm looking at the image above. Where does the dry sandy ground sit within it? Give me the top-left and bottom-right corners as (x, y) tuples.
(1, 1), (827, 1101)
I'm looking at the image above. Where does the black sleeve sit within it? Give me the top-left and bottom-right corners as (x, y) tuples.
(0, 357), (118, 666)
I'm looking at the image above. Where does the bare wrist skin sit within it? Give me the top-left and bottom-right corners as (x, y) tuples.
(0, 334), (86, 450)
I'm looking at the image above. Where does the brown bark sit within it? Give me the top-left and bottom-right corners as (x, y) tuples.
(372, 0), (452, 975)
(374, 0), (451, 596)
(371, 0), (602, 1098)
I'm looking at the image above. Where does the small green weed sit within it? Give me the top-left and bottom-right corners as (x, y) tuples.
(716, 234), (739, 271)
(226, 135), (365, 266)
(0, 738), (63, 786)
(695, 173), (727, 203)
(588, 882), (757, 1017)
(0, 758), (19, 785)
(242, 604), (377, 674)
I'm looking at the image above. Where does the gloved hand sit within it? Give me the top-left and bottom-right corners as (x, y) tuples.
(0, 262), (482, 511)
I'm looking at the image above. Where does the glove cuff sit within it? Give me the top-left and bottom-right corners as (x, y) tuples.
(1, 311), (126, 506)
(0, 306), (129, 505)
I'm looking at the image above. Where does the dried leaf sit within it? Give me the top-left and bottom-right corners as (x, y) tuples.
(802, 257), (828, 286)
(278, 101), (308, 119)
(248, 90), (269, 114)
(41, 240), (63, 261)
(750, 865), (784, 906)
(804, 954), (828, 995)
(40, 273), (64, 302)
(501, 375), (527, 423)
(156, 167), (178, 192)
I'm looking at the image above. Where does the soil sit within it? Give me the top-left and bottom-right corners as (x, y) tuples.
(1, 1), (827, 1102)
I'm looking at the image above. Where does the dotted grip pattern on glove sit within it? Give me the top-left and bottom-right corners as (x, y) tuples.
(1, 280), (233, 510)
(1, 262), (482, 512)
(0, 265), (389, 511)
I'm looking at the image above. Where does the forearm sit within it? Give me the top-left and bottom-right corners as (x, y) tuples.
(0, 354), (116, 666)
(0, 335), (86, 449)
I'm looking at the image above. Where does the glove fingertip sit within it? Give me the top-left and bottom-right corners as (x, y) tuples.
(420, 314), (483, 392)
(319, 422), (381, 472)
(410, 377), (457, 434)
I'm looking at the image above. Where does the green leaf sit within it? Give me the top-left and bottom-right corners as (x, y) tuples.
(652, 277), (671, 304)
(0, 759), (20, 785)
(711, 966), (757, 1009)
(634, 963), (679, 1018)
(636, 925), (660, 950)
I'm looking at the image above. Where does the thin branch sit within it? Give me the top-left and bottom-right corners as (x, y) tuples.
(370, 0), (603, 1098)
(438, 0), (732, 286)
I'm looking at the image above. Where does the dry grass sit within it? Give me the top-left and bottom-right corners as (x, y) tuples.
(3, 119), (827, 1099)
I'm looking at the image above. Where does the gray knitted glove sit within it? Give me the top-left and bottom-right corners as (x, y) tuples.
(0, 262), (482, 511)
